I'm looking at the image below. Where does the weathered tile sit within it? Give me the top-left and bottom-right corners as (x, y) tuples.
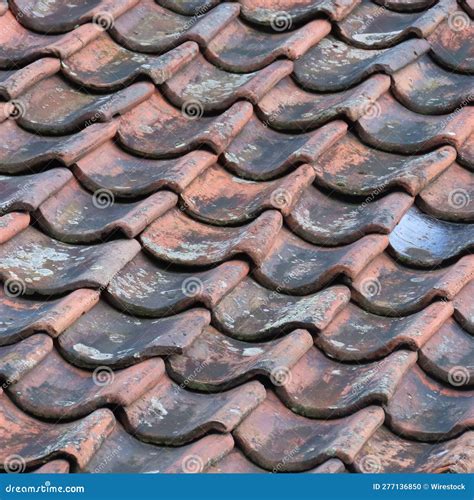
(317, 301), (453, 361)
(0, 212), (30, 244)
(118, 93), (252, 157)
(0, 226), (140, 295)
(294, 36), (428, 91)
(75, 144), (216, 198)
(58, 301), (210, 369)
(63, 33), (198, 89)
(206, 18), (330, 72)
(287, 187), (413, 245)
(357, 93), (473, 153)
(392, 54), (474, 114)
(254, 228), (388, 294)
(163, 54), (293, 112)
(33, 460), (70, 474)
(354, 426), (473, 472)
(106, 252), (248, 316)
(158, 0), (221, 16)
(418, 162), (474, 222)
(234, 392), (384, 472)
(0, 168), (72, 213)
(373, 0), (437, 10)
(352, 253), (474, 315)
(459, 132), (473, 170)
(385, 365), (473, 441)
(181, 163), (315, 224)
(389, 206), (474, 266)
(123, 376), (265, 445)
(141, 209), (282, 266)
(9, 351), (164, 419)
(213, 281), (350, 340)
(18, 75), (154, 135)
(257, 75), (390, 132)
(314, 133), (456, 196)
(277, 348), (417, 418)
(223, 119), (347, 181)
(454, 281), (474, 334)
(0, 389), (115, 471)
(83, 426), (233, 473)
(167, 327), (313, 391)
(36, 177), (177, 243)
(111, 1), (239, 53)
(419, 317), (474, 388)
(0, 288), (98, 346)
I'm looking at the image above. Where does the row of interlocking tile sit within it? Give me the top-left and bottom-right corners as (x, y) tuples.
(0, 0), (473, 474)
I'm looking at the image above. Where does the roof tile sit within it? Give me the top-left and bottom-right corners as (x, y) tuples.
(454, 281), (474, 334)
(0, 212), (30, 244)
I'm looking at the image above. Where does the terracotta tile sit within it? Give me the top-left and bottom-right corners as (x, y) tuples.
(75, 144), (216, 198)
(163, 54), (293, 112)
(277, 348), (417, 418)
(111, 1), (240, 53)
(83, 426), (234, 473)
(0, 0), (6, 15)
(314, 133), (456, 196)
(373, 0), (437, 10)
(294, 36), (429, 91)
(63, 32), (198, 90)
(9, 351), (164, 419)
(0, 335), (53, 385)
(0, 288), (98, 345)
(10, 0), (139, 34)
(122, 376), (265, 445)
(118, 92), (252, 157)
(317, 301), (453, 361)
(419, 317), (473, 388)
(58, 301), (210, 369)
(239, 0), (360, 24)
(389, 206), (474, 267)
(336, 0), (453, 48)
(0, 120), (117, 174)
(33, 460), (70, 474)
(392, 54), (474, 114)
(213, 281), (350, 340)
(354, 426), (473, 472)
(356, 92), (474, 153)
(168, 327), (313, 391)
(454, 281), (474, 334)
(460, 0), (474, 16)
(257, 74), (390, 132)
(223, 118), (347, 181)
(181, 163), (315, 224)
(0, 212), (30, 245)
(205, 18), (331, 72)
(159, 0), (221, 16)
(254, 228), (388, 294)
(0, 11), (101, 66)
(141, 208), (282, 266)
(0, 58), (59, 100)
(429, 12), (474, 73)
(106, 252), (248, 316)
(459, 132), (473, 170)
(18, 75), (154, 135)
(0, 168), (72, 213)
(234, 391), (384, 472)
(0, 226), (140, 295)
(385, 365), (474, 441)
(352, 253), (474, 315)
(287, 187), (413, 245)
(36, 177), (177, 243)
(0, 389), (115, 471)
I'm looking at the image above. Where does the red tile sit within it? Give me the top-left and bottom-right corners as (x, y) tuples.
(0, 212), (29, 244)
(454, 281), (474, 334)
(33, 460), (70, 474)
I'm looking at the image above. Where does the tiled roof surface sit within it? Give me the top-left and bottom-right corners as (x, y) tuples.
(0, 0), (473, 475)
